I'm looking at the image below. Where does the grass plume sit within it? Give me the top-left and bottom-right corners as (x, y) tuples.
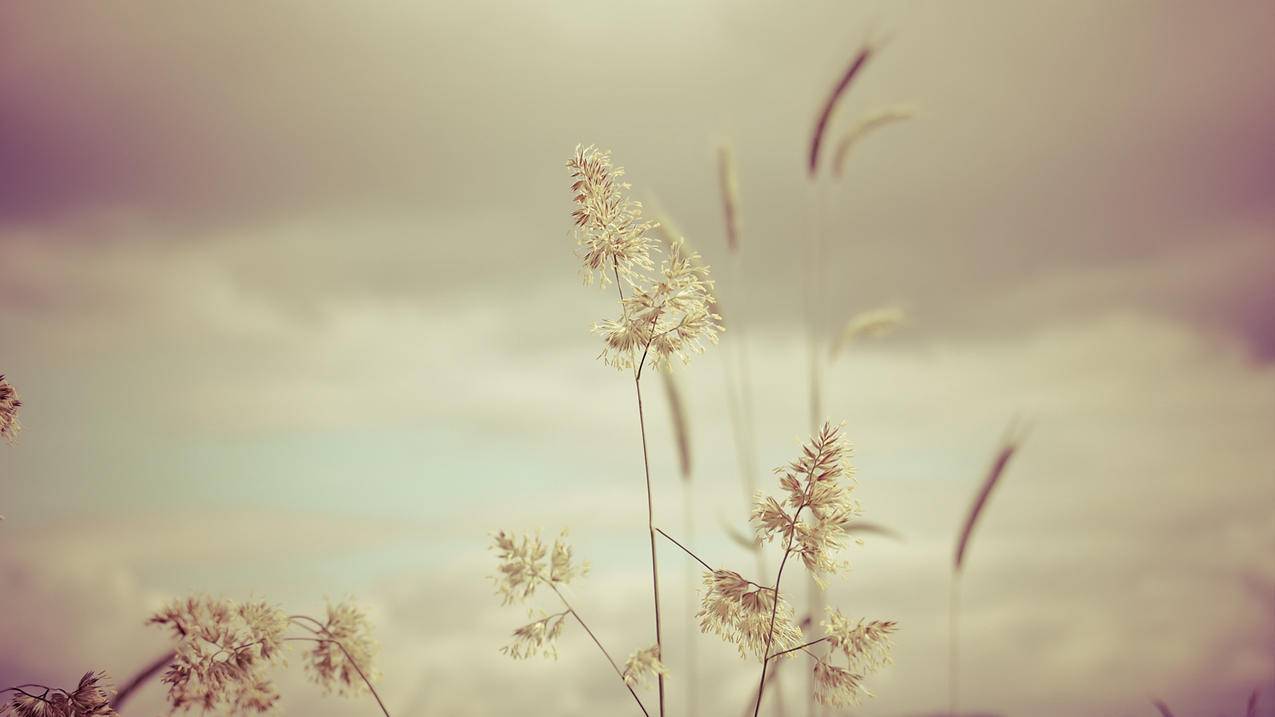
(830, 104), (916, 180)
(950, 422), (1028, 716)
(954, 423), (1027, 572)
(808, 44), (875, 179)
(2, 672), (117, 716)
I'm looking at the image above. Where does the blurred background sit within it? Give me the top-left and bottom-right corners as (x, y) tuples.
(1, 2), (1273, 715)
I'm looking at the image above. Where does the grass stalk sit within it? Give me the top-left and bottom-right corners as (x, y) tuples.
(548, 582), (653, 717)
(634, 371), (666, 717)
(110, 650), (175, 710)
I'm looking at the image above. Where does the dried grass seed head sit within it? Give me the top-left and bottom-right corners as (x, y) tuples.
(697, 570), (802, 660)
(148, 595), (289, 714)
(568, 146), (723, 372)
(822, 609), (896, 672)
(622, 645), (669, 689)
(812, 658), (869, 707)
(751, 422), (860, 586)
(305, 600), (379, 696)
(594, 238), (722, 371)
(502, 609), (570, 660)
(491, 530), (587, 605)
(1, 671), (118, 717)
(567, 145), (656, 286)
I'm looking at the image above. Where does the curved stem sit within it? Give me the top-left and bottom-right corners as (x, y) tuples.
(289, 614), (327, 630)
(110, 650), (176, 710)
(547, 583), (652, 717)
(284, 637), (390, 717)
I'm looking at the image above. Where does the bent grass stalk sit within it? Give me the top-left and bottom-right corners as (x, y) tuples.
(110, 650), (175, 710)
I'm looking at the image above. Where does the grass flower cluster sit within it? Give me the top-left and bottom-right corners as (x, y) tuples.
(491, 530), (656, 715)
(698, 569), (801, 660)
(569, 145), (722, 372)
(147, 595), (385, 716)
(1, 672), (116, 717)
(488, 146), (897, 717)
(813, 610), (897, 706)
(752, 422), (860, 588)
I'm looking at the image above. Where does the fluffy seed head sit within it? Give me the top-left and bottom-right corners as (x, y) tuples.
(567, 146), (723, 372)
(752, 422), (860, 586)
(491, 530), (588, 605)
(697, 570), (802, 660)
(148, 595), (289, 714)
(1, 671), (117, 717)
(304, 600), (380, 696)
(503, 610), (570, 660)
(812, 659), (869, 707)
(622, 645), (669, 689)
(593, 238), (723, 371)
(566, 145), (656, 286)
(822, 609), (896, 672)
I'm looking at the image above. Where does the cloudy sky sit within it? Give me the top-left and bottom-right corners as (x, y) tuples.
(1, 2), (1273, 716)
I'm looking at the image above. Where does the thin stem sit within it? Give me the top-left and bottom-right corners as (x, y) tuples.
(753, 464), (820, 717)
(547, 583), (652, 717)
(2, 683), (56, 699)
(613, 256), (664, 717)
(633, 374), (666, 716)
(289, 614), (327, 630)
(110, 649), (176, 710)
(284, 637), (390, 717)
(655, 527), (772, 593)
(767, 637), (831, 662)
(654, 527), (712, 572)
(2, 685), (57, 700)
(753, 545), (797, 717)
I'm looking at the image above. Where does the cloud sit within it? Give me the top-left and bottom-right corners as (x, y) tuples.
(3, 303), (1272, 715)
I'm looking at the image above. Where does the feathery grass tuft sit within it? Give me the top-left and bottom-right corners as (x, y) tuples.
(2, 671), (117, 716)
(147, 594), (387, 716)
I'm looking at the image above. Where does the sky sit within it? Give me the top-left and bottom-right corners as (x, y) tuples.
(1, 1), (1273, 716)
